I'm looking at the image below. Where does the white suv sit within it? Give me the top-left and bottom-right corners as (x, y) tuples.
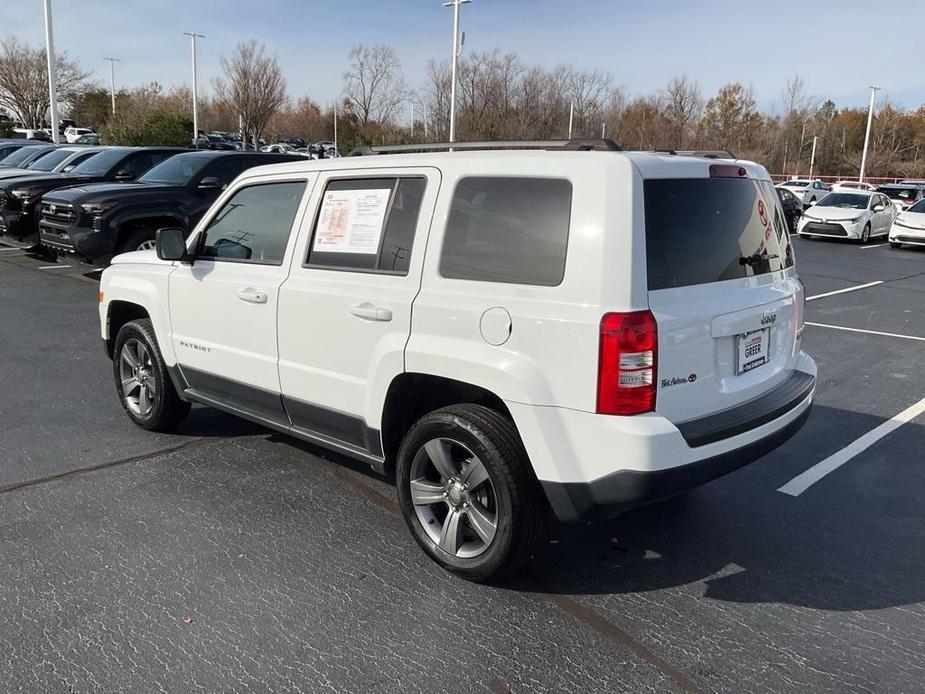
(98, 141), (816, 581)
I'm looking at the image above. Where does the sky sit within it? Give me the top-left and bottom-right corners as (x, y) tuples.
(5, 0), (923, 121)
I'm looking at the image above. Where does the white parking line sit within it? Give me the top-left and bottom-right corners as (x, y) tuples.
(806, 281), (883, 301)
(860, 243), (888, 249)
(37, 265), (70, 270)
(805, 321), (925, 342)
(0, 247), (23, 253)
(778, 396), (925, 496)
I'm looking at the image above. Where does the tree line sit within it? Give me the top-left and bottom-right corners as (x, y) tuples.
(2, 34), (924, 179)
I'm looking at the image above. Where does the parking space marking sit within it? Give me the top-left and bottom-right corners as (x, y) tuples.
(805, 321), (925, 342)
(860, 243), (889, 250)
(806, 280), (883, 301)
(0, 247), (24, 253)
(778, 396), (925, 497)
(37, 265), (70, 270)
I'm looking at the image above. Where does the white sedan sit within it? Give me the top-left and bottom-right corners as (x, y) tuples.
(797, 190), (897, 243)
(888, 199), (925, 248)
(832, 180), (877, 192)
(779, 178), (830, 205)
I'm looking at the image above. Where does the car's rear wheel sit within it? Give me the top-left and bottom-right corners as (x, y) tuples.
(113, 319), (190, 431)
(396, 404), (545, 582)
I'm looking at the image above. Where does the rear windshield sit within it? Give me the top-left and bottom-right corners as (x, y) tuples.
(878, 187), (919, 201)
(786, 180), (811, 187)
(644, 178), (793, 290)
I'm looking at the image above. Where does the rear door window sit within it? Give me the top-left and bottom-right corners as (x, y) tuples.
(644, 178), (793, 290)
(439, 177), (572, 286)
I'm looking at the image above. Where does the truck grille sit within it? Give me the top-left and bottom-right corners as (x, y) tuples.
(40, 201), (76, 224)
(802, 222), (848, 237)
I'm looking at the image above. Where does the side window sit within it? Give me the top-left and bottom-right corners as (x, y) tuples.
(200, 157), (254, 189)
(63, 151), (96, 171)
(439, 177), (572, 286)
(198, 181), (306, 265)
(305, 177), (426, 275)
(121, 151), (172, 178)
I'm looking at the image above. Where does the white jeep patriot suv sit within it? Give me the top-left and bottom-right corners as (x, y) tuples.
(98, 140), (816, 581)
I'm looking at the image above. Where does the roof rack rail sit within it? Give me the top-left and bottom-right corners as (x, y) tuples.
(675, 149), (736, 159)
(347, 138), (621, 156)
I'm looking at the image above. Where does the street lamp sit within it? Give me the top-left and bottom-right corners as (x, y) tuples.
(808, 135), (818, 179)
(859, 85), (880, 184)
(183, 32), (206, 144)
(103, 57), (120, 114)
(443, 0), (470, 144)
(43, 0), (60, 143)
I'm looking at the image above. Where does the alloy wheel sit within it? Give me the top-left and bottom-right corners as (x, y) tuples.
(409, 437), (499, 559)
(119, 338), (156, 416)
(137, 239), (157, 251)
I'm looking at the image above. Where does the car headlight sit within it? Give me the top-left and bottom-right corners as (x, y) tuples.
(11, 188), (38, 203)
(80, 201), (117, 215)
(841, 216), (862, 224)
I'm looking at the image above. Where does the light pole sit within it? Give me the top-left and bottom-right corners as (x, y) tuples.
(859, 85), (880, 184)
(808, 135), (818, 179)
(443, 0), (470, 143)
(104, 57), (120, 114)
(568, 102), (574, 139)
(333, 100), (338, 156)
(183, 32), (205, 144)
(43, 0), (60, 143)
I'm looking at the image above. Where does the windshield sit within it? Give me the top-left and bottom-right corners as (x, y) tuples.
(26, 148), (75, 172)
(138, 153), (211, 185)
(878, 187), (919, 202)
(69, 148), (128, 175)
(1, 146), (48, 167)
(906, 200), (925, 214)
(645, 178), (793, 290)
(816, 193), (869, 210)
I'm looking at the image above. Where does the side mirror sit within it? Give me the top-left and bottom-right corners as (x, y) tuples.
(197, 176), (222, 190)
(873, 204), (885, 212)
(114, 169), (135, 181)
(155, 227), (188, 262)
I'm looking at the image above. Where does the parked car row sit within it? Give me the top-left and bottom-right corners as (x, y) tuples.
(776, 176), (925, 250)
(0, 144), (302, 263)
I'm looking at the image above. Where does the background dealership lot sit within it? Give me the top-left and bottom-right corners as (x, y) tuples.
(1, 237), (923, 693)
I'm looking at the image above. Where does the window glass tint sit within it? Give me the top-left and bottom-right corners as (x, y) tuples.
(0, 145), (22, 161)
(26, 148), (73, 171)
(1, 146), (48, 167)
(199, 181), (305, 265)
(139, 153), (212, 184)
(306, 177), (425, 274)
(70, 148), (130, 175)
(907, 200), (925, 213)
(200, 156), (263, 189)
(644, 178), (793, 290)
(121, 151), (175, 178)
(439, 177), (572, 286)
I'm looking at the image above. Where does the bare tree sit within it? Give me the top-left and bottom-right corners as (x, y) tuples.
(343, 44), (409, 127)
(213, 40), (286, 148)
(0, 36), (89, 128)
(661, 76), (703, 148)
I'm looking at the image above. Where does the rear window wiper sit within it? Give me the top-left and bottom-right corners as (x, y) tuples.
(739, 252), (779, 267)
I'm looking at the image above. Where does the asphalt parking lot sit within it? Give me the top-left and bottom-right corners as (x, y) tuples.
(1, 238), (924, 693)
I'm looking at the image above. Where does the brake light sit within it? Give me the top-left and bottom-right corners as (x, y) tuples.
(597, 311), (658, 415)
(710, 164), (747, 178)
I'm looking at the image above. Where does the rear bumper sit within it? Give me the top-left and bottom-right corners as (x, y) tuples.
(541, 405), (810, 521)
(509, 356), (816, 522)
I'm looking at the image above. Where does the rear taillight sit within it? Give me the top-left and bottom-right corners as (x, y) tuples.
(597, 311), (658, 416)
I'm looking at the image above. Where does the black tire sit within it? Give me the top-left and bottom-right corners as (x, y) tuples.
(890, 241), (902, 248)
(116, 226), (157, 255)
(860, 223), (871, 244)
(113, 319), (190, 431)
(396, 404), (546, 582)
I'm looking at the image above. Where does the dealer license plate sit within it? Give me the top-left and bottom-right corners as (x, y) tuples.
(736, 328), (770, 374)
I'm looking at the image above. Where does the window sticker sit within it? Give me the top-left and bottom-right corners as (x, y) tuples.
(313, 188), (392, 254)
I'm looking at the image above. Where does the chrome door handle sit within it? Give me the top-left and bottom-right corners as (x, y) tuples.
(350, 302), (393, 322)
(237, 288), (268, 304)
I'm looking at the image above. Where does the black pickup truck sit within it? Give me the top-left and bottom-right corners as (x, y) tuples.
(0, 147), (185, 246)
(39, 150), (303, 264)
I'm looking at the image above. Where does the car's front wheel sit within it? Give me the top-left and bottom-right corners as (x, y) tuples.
(396, 404), (545, 582)
(113, 319), (190, 431)
(117, 226), (158, 255)
(860, 222), (871, 244)
(890, 241), (902, 248)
